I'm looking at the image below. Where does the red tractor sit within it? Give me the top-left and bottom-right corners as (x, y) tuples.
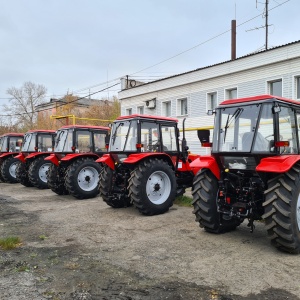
(0, 133), (24, 183)
(15, 130), (56, 189)
(191, 94), (300, 254)
(97, 114), (199, 215)
(45, 125), (109, 199)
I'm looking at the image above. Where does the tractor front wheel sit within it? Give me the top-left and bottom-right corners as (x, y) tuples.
(47, 164), (69, 195)
(65, 158), (101, 199)
(263, 163), (300, 254)
(99, 165), (132, 208)
(28, 156), (51, 189)
(1, 157), (21, 183)
(192, 169), (239, 233)
(128, 158), (176, 215)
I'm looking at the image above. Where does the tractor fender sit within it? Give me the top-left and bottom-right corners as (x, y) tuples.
(189, 155), (220, 179)
(60, 153), (100, 163)
(96, 154), (115, 170)
(25, 152), (50, 160)
(0, 152), (19, 159)
(44, 154), (59, 166)
(123, 153), (174, 168)
(256, 155), (300, 173)
(15, 153), (26, 163)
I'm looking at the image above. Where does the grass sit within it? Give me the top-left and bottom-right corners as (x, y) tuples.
(0, 236), (21, 250)
(174, 195), (193, 207)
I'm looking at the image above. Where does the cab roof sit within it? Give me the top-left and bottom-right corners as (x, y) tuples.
(0, 133), (24, 137)
(25, 130), (56, 134)
(220, 94), (299, 106)
(116, 114), (178, 123)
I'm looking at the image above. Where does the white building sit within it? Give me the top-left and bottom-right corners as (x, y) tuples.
(118, 40), (300, 154)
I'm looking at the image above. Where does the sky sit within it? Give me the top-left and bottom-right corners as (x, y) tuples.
(0, 0), (299, 108)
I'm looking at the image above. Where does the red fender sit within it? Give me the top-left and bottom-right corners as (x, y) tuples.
(25, 152), (50, 160)
(15, 153), (26, 163)
(189, 155), (220, 179)
(96, 154), (115, 170)
(256, 155), (300, 173)
(0, 152), (19, 159)
(61, 153), (100, 162)
(123, 153), (171, 164)
(44, 154), (60, 166)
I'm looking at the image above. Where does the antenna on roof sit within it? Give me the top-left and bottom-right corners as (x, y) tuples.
(246, 0), (271, 50)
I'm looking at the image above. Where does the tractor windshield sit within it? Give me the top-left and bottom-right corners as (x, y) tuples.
(22, 133), (36, 151)
(213, 103), (275, 153)
(55, 129), (73, 152)
(110, 120), (138, 152)
(0, 137), (7, 152)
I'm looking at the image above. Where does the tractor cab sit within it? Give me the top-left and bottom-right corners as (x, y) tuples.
(109, 114), (180, 154)
(54, 125), (109, 155)
(199, 95), (299, 171)
(0, 133), (23, 153)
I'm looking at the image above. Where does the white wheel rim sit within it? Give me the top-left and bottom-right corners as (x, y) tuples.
(9, 162), (18, 178)
(146, 171), (171, 205)
(77, 166), (99, 191)
(297, 194), (300, 231)
(39, 163), (50, 183)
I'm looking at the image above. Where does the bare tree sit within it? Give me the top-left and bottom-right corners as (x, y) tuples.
(5, 81), (47, 130)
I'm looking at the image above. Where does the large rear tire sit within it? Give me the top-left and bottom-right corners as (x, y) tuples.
(65, 158), (101, 199)
(192, 169), (239, 233)
(47, 164), (69, 195)
(28, 156), (51, 189)
(15, 162), (33, 187)
(1, 157), (20, 183)
(99, 165), (132, 208)
(263, 163), (300, 254)
(128, 158), (176, 215)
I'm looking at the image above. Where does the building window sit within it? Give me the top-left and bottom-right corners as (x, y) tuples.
(296, 77), (300, 99)
(177, 98), (188, 116)
(207, 92), (217, 110)
(126, 108), (132, 115)
(163, 101), (171, 117)
(268, 79), (282, 96)
(137, 106), (144, 114)
(225, 88), (237, 100)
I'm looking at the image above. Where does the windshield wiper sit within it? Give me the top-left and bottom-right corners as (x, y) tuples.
(223, 108), (243, 142)
(112, 122), (124, 145)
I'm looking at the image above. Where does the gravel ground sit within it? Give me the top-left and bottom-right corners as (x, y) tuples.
(0, 182), (300, 300)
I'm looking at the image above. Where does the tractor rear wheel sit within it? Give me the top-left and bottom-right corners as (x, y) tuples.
(99, 165), (132, 208)
(263, 163), (300, 254)
(192, 169), (239, 233)
(128, 158), (176, 215)
(65, 158), (101, 199)
(15, 162), (33, 187)
(1, 157), (21, 183)
(28, 156), (50, 189)
(47, 164), (69, 195)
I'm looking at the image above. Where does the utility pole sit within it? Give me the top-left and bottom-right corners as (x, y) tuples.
(265, 0), (269, 50)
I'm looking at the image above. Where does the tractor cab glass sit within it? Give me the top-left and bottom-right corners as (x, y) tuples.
(0, 136), (23, 152)
(22, 133), (54, 152)
(213, 101), (298, 156)
(110, 119), (178, 152)
(55, 129), (73, 152)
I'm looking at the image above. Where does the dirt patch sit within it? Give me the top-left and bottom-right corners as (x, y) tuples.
(0, 184), (300, 300)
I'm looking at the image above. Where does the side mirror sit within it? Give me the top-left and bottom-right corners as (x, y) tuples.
(197, 129), (212, 147)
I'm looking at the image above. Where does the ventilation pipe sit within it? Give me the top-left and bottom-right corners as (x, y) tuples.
(231, 19), (236, 60)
